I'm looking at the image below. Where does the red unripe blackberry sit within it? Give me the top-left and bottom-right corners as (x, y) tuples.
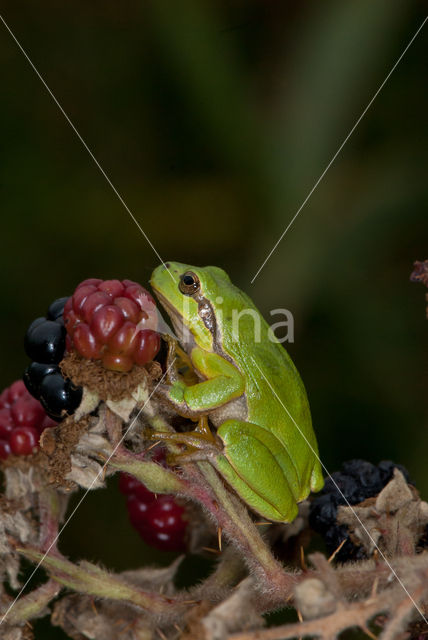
(64, 278), (160, 372)
(134, 330), (160, 366)
(137, 497), (187, 552)
(0, 410), (14, 438)
(9, 427), (39, 456)
(0, 380), (58, 460)
(101, 353), (134, 372)
(119, 468), (188, 553)
(11, 397), (45, 429)
(98, 279), (124, 297)
(73, 323), (103, 359)
(90, 306), (124, 342)
(7, 380), (27, 403)
(114, 297), (140, 323)
(127, 495), (152, 527)
(0, 440), (11, 460)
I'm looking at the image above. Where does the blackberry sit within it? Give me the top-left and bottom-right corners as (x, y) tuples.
(0, 380), (57, 460)
(24, 295), (83, 419)
(38, 373), (82, 420)
(64, 278), (160, 372)
(119, 451), (188, 552)
(47, 297), (69, 321)
(24, 319), (66, 364)
(321, 471), (364, 504)
(10, 427), (39, 456)
(23, 362), (59, 397)
(310, 458), (411, 562)
(308, 493), (338, 534)
(378, 460), (411, 485)
(341, 459), (383, 497)
(137, 496), (187, 552)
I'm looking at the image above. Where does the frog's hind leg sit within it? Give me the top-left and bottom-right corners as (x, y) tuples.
(215, 420), (300, 523)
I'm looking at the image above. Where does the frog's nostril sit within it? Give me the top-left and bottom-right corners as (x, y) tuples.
(165, 262), (171, 269)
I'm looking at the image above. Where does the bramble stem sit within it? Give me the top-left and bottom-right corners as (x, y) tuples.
(190, 462), (296, 599)
(1, 580), (61, 625)
(17, 547), (189, 616)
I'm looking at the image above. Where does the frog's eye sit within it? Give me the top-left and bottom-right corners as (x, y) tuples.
(179, 271), (200, 295)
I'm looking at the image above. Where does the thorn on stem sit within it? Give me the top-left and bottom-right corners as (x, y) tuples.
(300, 546), (308, 571)
(361, 624), (378, 640)
(218, 526), (223, 552)
(371, 577), (379, 599)
(328, 538), (346, 563)
(156, 627), (168, 640)
(202, 547), (222, 555)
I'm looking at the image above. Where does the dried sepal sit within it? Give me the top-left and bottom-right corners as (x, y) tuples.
(52, 593), (155, 640)
(120, 555), (184, 596)
(337, 470), (428, 556)
(200, 577), (265, 640)
(73, 386), (100, 422)
(3, 466), (41, 508)
(230, 564), (428, 640)
(0, 496), (37, 591)
(294, 578), (337, 620)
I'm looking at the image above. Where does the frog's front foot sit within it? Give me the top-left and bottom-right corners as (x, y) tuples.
(149, 416), (222, 464)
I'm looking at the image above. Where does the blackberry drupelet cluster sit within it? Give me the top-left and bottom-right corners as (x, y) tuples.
(63, 279), (160, 372)
(24, 297), (83, 420)
(119, 449), (187, 552)
(0, 380), (57, 459)
(309, 459), (411, 561)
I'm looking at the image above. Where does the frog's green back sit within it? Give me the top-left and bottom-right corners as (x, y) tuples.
(204, 266), (323, 498)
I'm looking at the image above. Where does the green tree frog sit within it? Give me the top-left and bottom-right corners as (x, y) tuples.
(150, 261), (324, 522)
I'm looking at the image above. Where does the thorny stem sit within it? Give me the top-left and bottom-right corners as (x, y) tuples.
(38, 488), (66, 552)
(190, 546), (246, 600)
(114, 411), (296, 599)
(110, 438), (295, 601)
(16, 547), (190, 616)
(188, 462), (296, 600)
(1, 579), (61, 626)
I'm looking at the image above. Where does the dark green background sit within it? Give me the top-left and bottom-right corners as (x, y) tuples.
(0, 2), (427, 636)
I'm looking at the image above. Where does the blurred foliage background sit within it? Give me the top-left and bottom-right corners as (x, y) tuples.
(0, 1), (427, 635)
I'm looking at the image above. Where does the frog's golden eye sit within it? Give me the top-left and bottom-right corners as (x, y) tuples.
(179, 271), (200, 296)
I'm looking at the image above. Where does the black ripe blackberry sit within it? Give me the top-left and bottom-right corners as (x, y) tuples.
(38, 374), (82, 420)
(309, 459), (411, 562)
(47, 297), (69, 321)
(378, 459), (411, 485)
(24, 296), (83, 420)
(24, 319), (66, 364)
(23, 362), (59, 397)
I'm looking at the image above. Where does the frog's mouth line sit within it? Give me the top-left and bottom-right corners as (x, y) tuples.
(152, 287), (196, 351)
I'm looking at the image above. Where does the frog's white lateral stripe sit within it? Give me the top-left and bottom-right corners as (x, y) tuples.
(0, 13), (173, 280)
(251, 356), (428, 625)
(250, 15), (428, 284)
(0, 360), (176, 628)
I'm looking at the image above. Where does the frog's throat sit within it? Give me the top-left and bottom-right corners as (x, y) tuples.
(153, 289), (196, 352)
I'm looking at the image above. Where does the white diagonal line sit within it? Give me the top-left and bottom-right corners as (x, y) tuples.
(251, 15), (428, 284)
(0, 13), (171, 277)
(251, 357), (428, 624)
(0, 359), (175, 627)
